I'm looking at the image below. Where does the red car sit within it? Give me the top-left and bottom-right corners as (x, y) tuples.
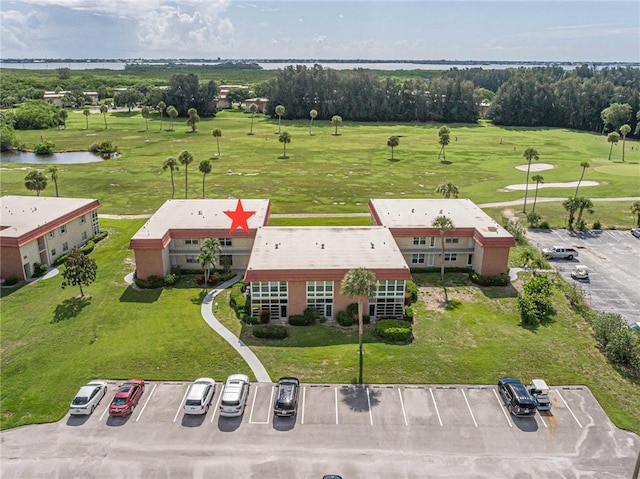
(108, 379), (145, 417)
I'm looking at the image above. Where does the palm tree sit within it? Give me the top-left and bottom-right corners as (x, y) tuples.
(619, 124), (631, 162)
(48, 165), (59, 197)
(531, 174), (544, 213)
(197, 249), (215, 287)
(437, 126), (451, 161)
(167, 105), (178, 131)
(162, 157), (179, 199)
(83, 107), (91, 129)
(212, 128), (222, 156)
(99, 104), (108, 129)
(607, 132), (620, 161)
(186, 107), (199, 132)
(341, 268), (377, 386)
(279, 131), (291, 158)
(178, 150), (194, 199)
(198, 159), (212, 198)
(574, 161), (590, 199)
(331, 115), (342, 136)
(575, 197), (594, 226)
(248, 103), (258, 135)
(522, 147), (539, 213)
(24, 170), (47, 196)
(435, 182), (459, 199)
(309, 109), (317, 135)
(563, 197), (580, 230)
(518, 249), (535, 269)
(141, 106), (150, 131)
(275, 105), (285, 134)
(58, 109), (68, 130)
(157, 101), (166, 131)
(387, 136), (399, 160)
(631, 201), (640, 227)
(432, 214), (455, 282)
(202, 238), (223, 257)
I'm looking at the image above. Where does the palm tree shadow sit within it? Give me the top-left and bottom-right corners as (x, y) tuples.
(339, 384), (382, 412)
(387, 158), (400, 162)
(51, 296), (92, 323)
(440, 160), (452, 165)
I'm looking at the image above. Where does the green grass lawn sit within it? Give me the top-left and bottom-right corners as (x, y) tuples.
(1, 110), (638, 228)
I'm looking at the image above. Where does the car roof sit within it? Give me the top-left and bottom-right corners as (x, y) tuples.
(226, 374), (249, 384)
(76, 385), (98, 397)
(277, 377), (299, 385)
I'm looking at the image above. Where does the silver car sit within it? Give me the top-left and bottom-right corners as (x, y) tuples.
(69, 381), (108, 415)
(219, 374), (250, 417)
(183, 378), (216, 415)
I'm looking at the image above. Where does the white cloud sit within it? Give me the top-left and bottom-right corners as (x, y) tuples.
(0, 9), (46, 55)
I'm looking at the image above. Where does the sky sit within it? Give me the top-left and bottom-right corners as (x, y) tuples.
(1, 0), (639, 62)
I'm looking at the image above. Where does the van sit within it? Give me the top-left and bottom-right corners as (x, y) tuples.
(183, 378), (215, 415)
(219, 374), (250, 417)
(273, 377), (300, 417)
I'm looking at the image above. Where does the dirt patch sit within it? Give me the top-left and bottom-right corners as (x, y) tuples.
(418, 284), (478, 312)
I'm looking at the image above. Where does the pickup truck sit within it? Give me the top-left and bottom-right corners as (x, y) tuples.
(541, 246), (578, 260)
(528, 379), (551, 412)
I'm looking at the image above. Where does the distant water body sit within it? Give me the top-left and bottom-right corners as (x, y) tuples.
(2, 61), (636, 71)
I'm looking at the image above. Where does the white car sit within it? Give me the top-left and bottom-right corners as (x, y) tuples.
(69, 381), (108, 415)
(183, 378), (216, 415)
(219, 374), (250, 417)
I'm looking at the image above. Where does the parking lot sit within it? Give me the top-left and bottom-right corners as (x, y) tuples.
(2, 380), (638, 478)
(526, 228), (640, 323)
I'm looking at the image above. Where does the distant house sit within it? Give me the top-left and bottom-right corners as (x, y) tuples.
(244, 98), (269, 114)
(0, 195), (101, 281)
(43, 90), (99, 107)
(112, 88), (128, 96)
(216, 85), (249, 110)
(479, 101), (491, 119)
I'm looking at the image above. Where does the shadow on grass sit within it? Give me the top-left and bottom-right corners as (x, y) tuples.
(387, 157), (400, 162)
(479, 284), (519, 299)
(444, 299), (463, 310)
(238, 322), (381, 348)
(51, 296), (92, 323)
(192, 289), (209, 305)
(119, 286), (161, 303)
(0, 284), (24, 299)
(339, 384), (381, 412)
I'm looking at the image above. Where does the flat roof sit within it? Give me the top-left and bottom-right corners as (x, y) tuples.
(369, 198), (512, 239)
(246, 226), (409, 272)
(0, 195), (100, 239)
(130, 199), (270, 240)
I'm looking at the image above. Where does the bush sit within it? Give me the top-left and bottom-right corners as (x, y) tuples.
(163, 273), (177, 286)
(170, 265), (183, 276)
(230, 284), (248, 311)
(362, 314), (371, 324)
(89, 140), (117, 158)
(517, 294), (540, 327)
(13, 100), (59, 130)
(31, 262), (48, 277)
(336, 310), (353, 327)
(252, 325), (288, 340)
(260, 309), (270, 324)
(92, 231), (108, 243)
(303, 307), (320, 325)
(4, 275), (19, 286)
(346, 302), (358, 318)
(538, 220), (551, 229)
(288, 315), (308, 326)
(34, 140), (55, 155)
(502, 217), (526, 245)
(374, 319), (413, 343)
(405, 280), (418, 303)
(469, 271), (510, 286)
(592, 219), (602, 230)
(80, 240), (95, 255)
(404, 306), (414, 322)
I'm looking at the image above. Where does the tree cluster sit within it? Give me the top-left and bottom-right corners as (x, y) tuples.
(517, 275), (555, 327)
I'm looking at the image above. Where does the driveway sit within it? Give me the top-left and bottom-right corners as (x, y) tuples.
(526, 228), (640, 323)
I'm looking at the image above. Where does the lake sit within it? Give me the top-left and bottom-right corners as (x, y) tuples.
(0, 151), (105, 164)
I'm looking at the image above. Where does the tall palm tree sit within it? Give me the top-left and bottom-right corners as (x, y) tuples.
(387, 136), (399, 160)
(341, 268), (377, 386)
(437, 126), (451, 161)
(279, 131), (291, 158)
(631, 201), (640, 227)
(309, 109), (317, 135)
(607, 132), (619, 161)
(83, 107), (91, 130)
(212, 128), (222, 156)
(531, 174), (544, 213)
(248, 103), (258, 135)
(575, 197), (594, 226)
(162, 157), (179, 199)
(432, 214), (455, 282)
(178, 150), (194, 199)
(619, 124), (631, 162)
(186, 107), (199, 132)
(202, 238), (223, 257)
(167, 105), (178, 131)
(521, 147), (539, 213)
(157, 101), (166, 131)
(58, 109), (68, 130)
(275, 105), (285, 134)
(331, 115), (342, 136)
(435, 182), (459, 199)
(574, 161), (590, 199)
(197, 249), (215, 286)
(99, 104), (108, 129)
(141, 106), (150, 131)
(563, 197), (580, 230)
(24, 170), (47, 196)
(47, 165), (59, 197)
(198, 159), (212, 198)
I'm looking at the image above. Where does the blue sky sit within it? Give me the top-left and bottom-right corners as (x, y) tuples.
(1, 1), (638, 62)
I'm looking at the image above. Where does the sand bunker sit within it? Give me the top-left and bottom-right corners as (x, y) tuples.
(503, 181), (599, 191)
(515, 163), (555, 172)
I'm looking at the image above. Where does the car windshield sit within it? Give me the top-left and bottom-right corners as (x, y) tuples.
(72, 397), (88, 406)
(112, 397), (128, 406)
(221, 400), (239, 407)
(185, 400), (202, 406)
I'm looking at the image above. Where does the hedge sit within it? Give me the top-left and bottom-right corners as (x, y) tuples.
(374, 319), (413, 343)
(252, 325), (288, 340)
(336, 310), (353, 327)
(469, 271), (510, 286)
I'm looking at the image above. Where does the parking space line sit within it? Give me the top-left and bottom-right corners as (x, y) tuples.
(398, 388), (408, 426)
(301, 386), (306, 425)
(366, 387), (373, 426)
(538, 412), (548, 428)
(334, 387), (339, 425)
(135, 383), (157, 422)
(266, 385), (274, 424)
(173, 385), (190, 423)
(99, 404), (110, 422)
(248, 385), (259, 423)
(210, 389), (222, 424)
(429, 388), (443, 427)
(461, 389), (477, 427)
(492, 388), (512, 428)
(557, 391), (583, 428)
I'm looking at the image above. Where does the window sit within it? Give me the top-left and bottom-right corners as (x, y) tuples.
(80, 215), (86, 224)
(51, 248), (57, 256)
(185, 239), (199, 245)
(444, 253), (457, 262)
(220, 255), (232, 267)
(429, 237), (436, 248)
(467, 254), (473, 266)
(412, 236), (426, 245)
(445, 237), (459, 244)
(81, 231), (87, 241)
(60, 225), (67, 235)
(412, 253), (425, 264)
(220, 238), (232, 246)
(62, 242), (69, 252)
(186, 255), (197, 264)
(49, 231), (55, 239)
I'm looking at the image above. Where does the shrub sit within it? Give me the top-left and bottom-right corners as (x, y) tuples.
(526, 212), (541, 227)
(170, 265), (183, 276)
(163, 273), (177, 286)
(404, 306), (414, 322)
(147, 275), (165, 288)
(92, 231), (108, 243)
(346, 302), (358, 318)
(374, 319), (413, 343)
(31, 262), (48, 277)
(134, 278), (146, 289)
(592, 219), (602, 230)
(230, 284), (247, 311)
(53, 253), (69, 266)
(243, 314), (260, 325)
(252, 325), (288, 340)
(469, 271), (510, 286)
(517, 294), (540, 327)
(5, 275), (19, 286)
(303, 307), (320, 325)
(502, 217), (526, 245)
(405, 280), (418, 303)
(80, 240), (95, 255)
(591, 312), (627, 349)
(288, 315), (308, 326)
(34, 140), (55, 155)
(605, 328), (637, 365)
(362, 314), (371, 324)
(538, 220), (551, 229)
(260, 309), (270, 324)
(336, 310), (353, 327)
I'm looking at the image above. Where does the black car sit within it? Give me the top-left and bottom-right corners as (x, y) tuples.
(498, 377), (536, 416)
(274, 377), (300, 417)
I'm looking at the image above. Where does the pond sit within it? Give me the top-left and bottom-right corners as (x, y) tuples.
(0, 151), (105, 164)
